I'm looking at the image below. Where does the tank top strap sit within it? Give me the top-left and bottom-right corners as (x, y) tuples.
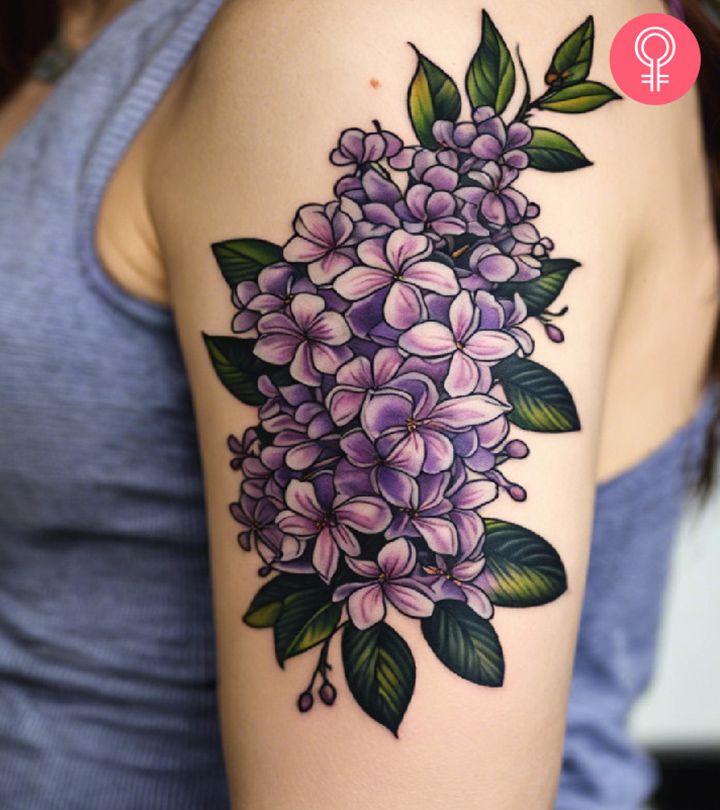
(74, 0), (224, 326)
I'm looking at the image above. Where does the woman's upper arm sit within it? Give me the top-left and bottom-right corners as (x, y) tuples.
(150, 1), (635, 807)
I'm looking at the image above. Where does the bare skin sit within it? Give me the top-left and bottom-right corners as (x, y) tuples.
(1, 0), (715, 486)
(2, 2), (718, 807)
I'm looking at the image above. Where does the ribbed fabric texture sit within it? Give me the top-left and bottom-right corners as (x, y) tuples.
(0, 1), (715, 807)
(0, 1), (229, 808)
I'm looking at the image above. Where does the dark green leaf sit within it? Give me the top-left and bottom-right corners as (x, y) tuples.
(342, 622), (415, 736)
(478, 519), (568, 607)
(211, 238), (284, 287)
(243, 574), (322, 628)
(526, 127), (591, 172)
(407, 46), (462, 148)
(274, 587), (342, 666)
(539, 81), (620, 113)
(545, 16), (594, 87)
(202, 334), (293, 406)
(466, 10), (516, 114)
(421, 601), (504, 686)
(495, 258), (580, 316)
(493, 355), (580, 432)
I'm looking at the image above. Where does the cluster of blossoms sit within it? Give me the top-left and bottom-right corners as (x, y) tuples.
(229, 106), (552, 631)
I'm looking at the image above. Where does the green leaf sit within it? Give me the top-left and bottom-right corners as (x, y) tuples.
(495, 258), (580, 316)
(342, 622), (415, 736)
(539, 81), (620, 113)
(407, 46), (462, 148)
(202, 334), (293, 406)
(274, 587), (342, 666)
(421, 601), (504, 686)
(465, 10), (516, 114)
(493, 355), (580, 432)
(243, 574), (322, 628)
(545, 16), (594, 87)
(478, 519), (568, 607)
(526, 127), (591, 172)
(211, 238), (284, 287)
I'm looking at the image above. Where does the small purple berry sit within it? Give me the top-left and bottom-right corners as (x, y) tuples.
(504, 439), (529, 459)
(297, 691), (314, 713)
(545, 323), (565, 343)
(319, 682), (337, 706)
(509, 484), (527, 502)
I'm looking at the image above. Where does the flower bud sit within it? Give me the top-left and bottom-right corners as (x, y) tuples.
(545, 323), (565, 343)
(258, 565), (272, 578)
(297, 691), (314, 713)
(319, 682), (337, 706)
(509, 484), (527, 502)
(504, 439), (529, 459)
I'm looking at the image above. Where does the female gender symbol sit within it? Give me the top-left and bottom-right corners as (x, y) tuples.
(610, 13), (700, 105)
(634, 26), (676, 92)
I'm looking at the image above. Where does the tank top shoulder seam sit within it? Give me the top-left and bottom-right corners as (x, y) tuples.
(75, 0), (224, 330)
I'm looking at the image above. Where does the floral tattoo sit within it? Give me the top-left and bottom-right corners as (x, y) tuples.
(203, 12), (620, 735)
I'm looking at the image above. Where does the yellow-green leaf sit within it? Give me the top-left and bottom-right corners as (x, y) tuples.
(539, 81), (620, 113)
(545, 16), (594, 87)
(465, 10), (516, 114)
(407, 46), (461, 148)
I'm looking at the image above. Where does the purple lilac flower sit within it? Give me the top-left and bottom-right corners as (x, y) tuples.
(339, 429), (420, 506)
(330, 127), (403, 169)
(283, 202), (356, 285)
(422, 552), (494, 619)
(230, 494), (278, 551)
(399, 291), (519, 396)
(457, 162), (528, 227)
(468, 106), (532, 169)
(332, 538), (435, 630)
(465, 243), (518, 287)
(325, 348), (403, 426)
(277, 477), (392, 581)
(360, 371), (511, 474)
(333, 230), (459, 330)
(255, 293), (352, 387)
(228, 428), (260, 470)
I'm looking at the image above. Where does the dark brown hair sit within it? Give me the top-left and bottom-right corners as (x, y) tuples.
(677, 0), (720, 496)
(1, 0), (719, 490)
(0, 1), (58, 101)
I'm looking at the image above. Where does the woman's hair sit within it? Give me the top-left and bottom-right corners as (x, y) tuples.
(1, 0), (719, 490)
(0, 1), (58, 101)
(678, 0), (720, 496)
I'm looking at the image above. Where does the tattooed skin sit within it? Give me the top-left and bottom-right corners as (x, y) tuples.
(203, 11), (620, 735)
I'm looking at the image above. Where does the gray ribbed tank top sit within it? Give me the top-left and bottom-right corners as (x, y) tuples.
(0, 1), (715, 807)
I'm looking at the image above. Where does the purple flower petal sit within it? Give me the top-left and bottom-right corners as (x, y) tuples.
(452, 479), (498, 510)
(378, 538), (416, 578)
(290, 341), (321, 386)
(313, 527), (340, 582)
(431, 393), (510, 429)
(399, 322), (455, 357)
(335, 496), (391, 533)
(347, 583), (386, 629)
(445, 351), (480, 397)
(384, 582), (435, 618)
(285, 480), (323, 520)
(334, 266), (390, 300)
(463, 583), (494, 618)
(463, 330), (518, 361)
(402, 261), (460, 296)
(414, 516), (458, 555)
(346, 558), (381, 578)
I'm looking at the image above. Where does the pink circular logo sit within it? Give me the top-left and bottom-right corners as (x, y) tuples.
(610, 13), (700, 105)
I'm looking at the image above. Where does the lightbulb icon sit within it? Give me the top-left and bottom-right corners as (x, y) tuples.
(634, 26), (677, 92)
